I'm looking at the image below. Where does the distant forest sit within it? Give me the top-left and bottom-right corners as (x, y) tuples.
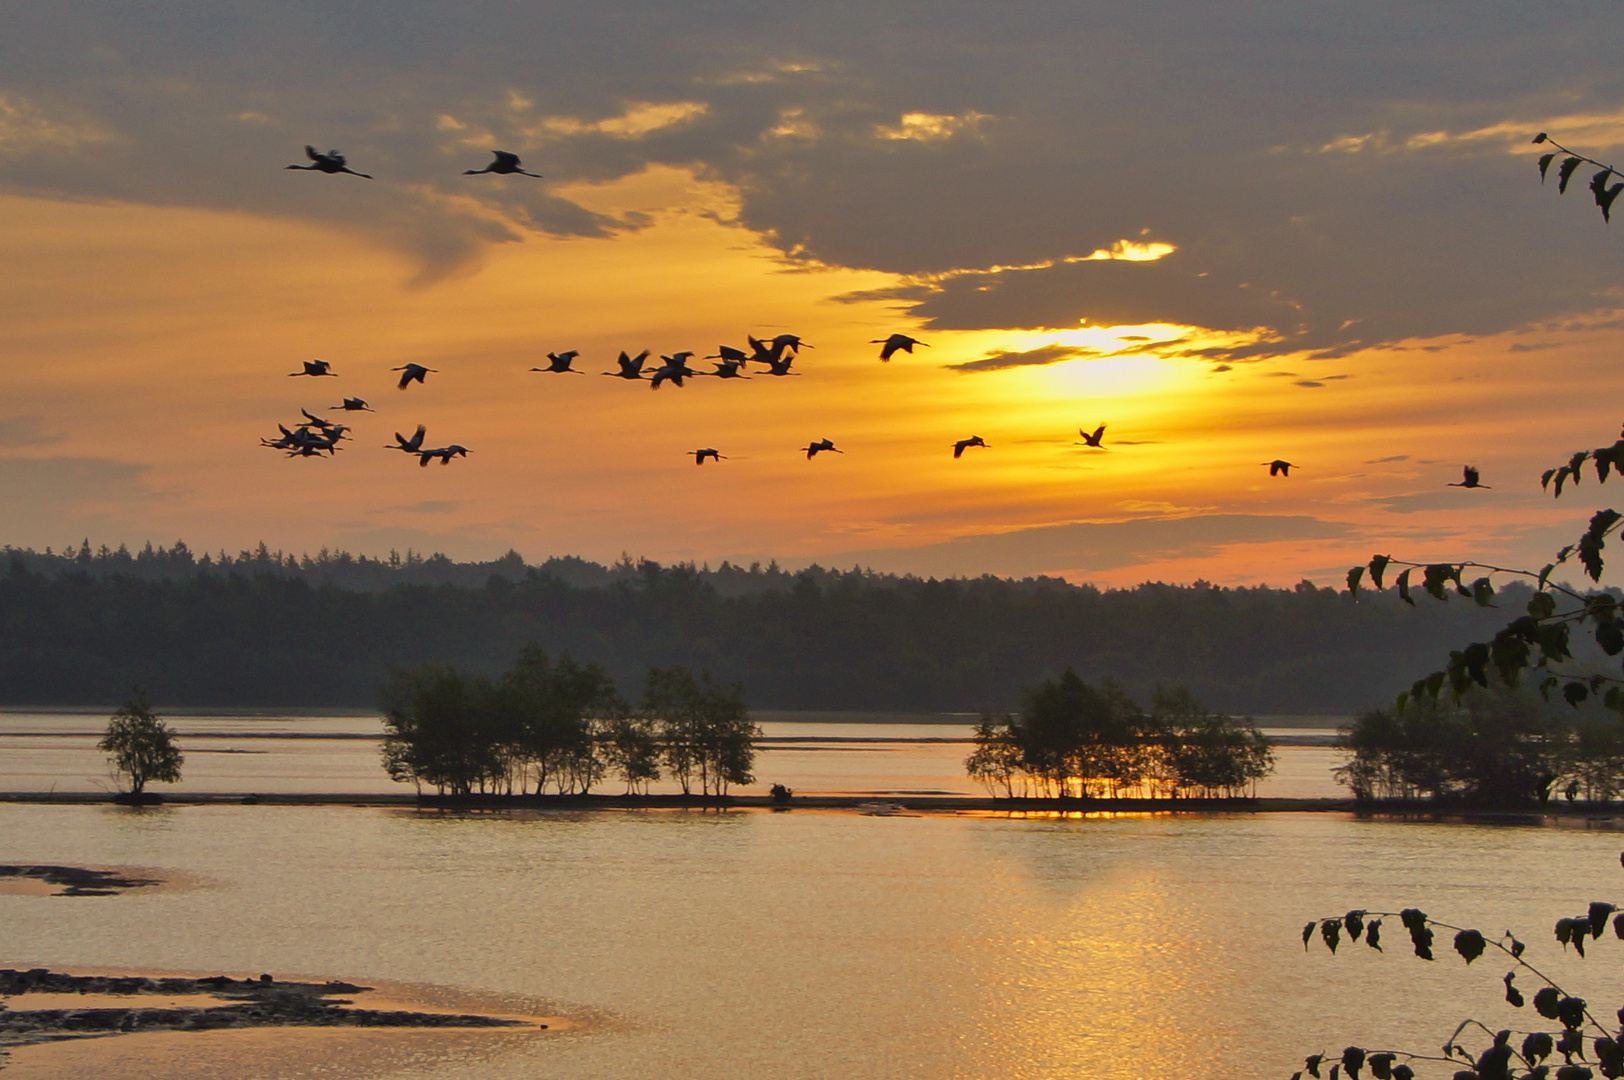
(0, 539), (1542, 714)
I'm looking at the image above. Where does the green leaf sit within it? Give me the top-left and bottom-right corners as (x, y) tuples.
(1560, 155), (1585, 193)
(1389, 1067), (1412, 1080)
(1470, 577), (1494, 607)
(1343, 910), (1365, 939)
(1368, 1053), (1395, 1080)
(1558, 994), (1587, 1029)
(1321, 918), (1342, 953)
(1423, 564), (1454, 601)
(1303, 921), (1316, 949)
(1529, 592), (1558, 620)
(1540, 151), (1558, 179)
(1592, 170), (1624, 221)
(1347, 565), (1364, 598)
(1503, 970), (1524, 1007)
(1597, 445), (1616, 483)
(1607, 687), (1624, 716)
(1534, 986), (1562, 1020)
(1365, 918), (1382, 950)
(1369, 554), (1390, 590)
(1453, 928), (1486, 963)
(1588, 901), (1616, 937)
(1598, 621), (1624, 656)
(1543, 467), (1557, 491)
(1565, 681), (1590, 707)
(1579, 508), (1622, 581)
(1342, 1047), (1366, 1079)
(1534, 131), (1549, 144)
(1397, 568), (1414, 606)
(1307, 1053), (1325, 1077)
(1523, 1030), (1554, 1062)
(1556, 466), (1573, 497)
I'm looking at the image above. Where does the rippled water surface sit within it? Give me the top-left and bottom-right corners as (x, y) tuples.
(6, 803), (1624, 1079)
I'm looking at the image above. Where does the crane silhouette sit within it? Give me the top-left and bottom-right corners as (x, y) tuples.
(290, 359), (335, 377)
(1076, 424), (1107, 448)
(692, 448), (726, 464)
(708, 345), (749, 363)
(770, 334), (810, 354)
(463, 150), (542, 178)
(417, 444), (470, 466)
(1264, 459), (1295, 477)
(392, 363), (436, 389)
(531, 351), (584, 374)
(1448, 465), (1490, 489)
(285, 146), (372, 178)
(953, 436), (988, 458)
(872, 334), (928, 361)
(330, 397), (373, 412)
(700, 359), (751, 379)
(801, 438), (842, 458)
(649, 353), (699, 389)
(761, 354), (801, 377)
(603, 350), (651, 379)
(386, 425), (428, 453)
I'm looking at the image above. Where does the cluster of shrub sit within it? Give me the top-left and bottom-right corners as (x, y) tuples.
(380, 647), (758, 798)
(964, 669), (1275, 799)
(1337, 681), (1624, 806)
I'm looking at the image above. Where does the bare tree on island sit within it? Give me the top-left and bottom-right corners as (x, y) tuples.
(98, 691), (183, 797)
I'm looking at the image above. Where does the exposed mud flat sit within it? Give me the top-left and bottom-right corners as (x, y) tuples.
(0, 968), (571, 1077)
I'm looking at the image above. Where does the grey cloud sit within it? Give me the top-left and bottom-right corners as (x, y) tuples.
(807, 513), (1349, 579)
(1373, 489), (1516, 514)
(947, 343), (1097, 373)
(1508, 341), (1562, 352)
(0, 415), (63, 448)
(1365, 454), (1411, 464)
(4, 2), (1624, 341)
(0, 455), (157, 547)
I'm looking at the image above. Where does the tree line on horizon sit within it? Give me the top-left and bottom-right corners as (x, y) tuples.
(0, 545), (1541, 714)
(381, 648), (757, 798)
(965, 671), (1275, 799)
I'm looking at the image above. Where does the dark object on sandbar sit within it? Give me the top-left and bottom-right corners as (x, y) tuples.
(770, 784), (793, 804)
(260, 974), (273, 983)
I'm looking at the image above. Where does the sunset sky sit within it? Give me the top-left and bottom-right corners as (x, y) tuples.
(3, 2), (1624, 586)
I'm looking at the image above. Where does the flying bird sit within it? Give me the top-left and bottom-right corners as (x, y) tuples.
(1447, 465), (1490, 489)
(386, 425), (427, 453)
(649, 352), (699, 389)
(331, 397), (373, 412)
(417, 444), (470, 466)
(700, 359), (751, 379)
(290, 359), (335, 377)
(531, 350), (584, 374)
(761, 354), (801, 377)
(769, 334), (810, 354)
(603, 350), (652, 379)
(285, 146), (372, 178)
(802, 438), (842, 459)
(692, 448), (726, 465)
(708, 345), (749, 363)
(300, 408), (335, 430)
(872, 334), (928, 362)
(1076, 424), (1107, 448)
(953, 436), (988, 459)
(1264, 459), (1295, 477)
(392, 363), (436, 389)
(463, 150), (542, 178)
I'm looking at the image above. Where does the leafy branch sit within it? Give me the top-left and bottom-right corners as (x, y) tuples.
(1534, 133), (1624, 223)
(1298, 895), (1624, 1079)
(1346, 437), (1624, 716)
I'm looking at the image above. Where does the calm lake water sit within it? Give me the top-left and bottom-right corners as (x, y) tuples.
(0, 711), (1349, 799)
(5, 804), (1624, 1079)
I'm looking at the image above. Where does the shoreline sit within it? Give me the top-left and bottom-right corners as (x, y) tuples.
(4, 790), (1624, 823)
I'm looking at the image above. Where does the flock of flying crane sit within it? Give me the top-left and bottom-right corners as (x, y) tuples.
(266, 145), (1495, 489)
